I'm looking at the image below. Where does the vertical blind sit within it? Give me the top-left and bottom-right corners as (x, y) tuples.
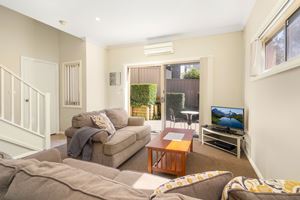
(64, 62), (80, 106)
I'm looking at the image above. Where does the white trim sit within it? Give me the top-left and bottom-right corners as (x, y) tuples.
(244, 150), (264, 179)
(0, 117), (45, 138)
(61, 60), (82, 108)
(0, 135), (42, 152)
(251, 56), (300, 81)
(13, 151), (39, 159)
(124, 56), (206, 68)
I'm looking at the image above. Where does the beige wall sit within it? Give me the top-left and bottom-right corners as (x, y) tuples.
(86, 42), (107, 111)
(58, 33), (87, 131)
(244, 0), (300, 180)
(0, 6), (60, 73)
(0, 6), (106, 131)
(107, 32), (244, 121)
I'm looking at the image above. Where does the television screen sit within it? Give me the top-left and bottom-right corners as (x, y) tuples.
(211, 106), (244, 130)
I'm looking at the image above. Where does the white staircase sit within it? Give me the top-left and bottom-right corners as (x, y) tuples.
(0, 64), (50, 158)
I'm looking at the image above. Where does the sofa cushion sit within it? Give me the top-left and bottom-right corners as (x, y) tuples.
(65, 127), (109, 143)
(152, 171), (232, 200)
(72, 110), (105, 128)
(91, 113), (116, 135)
(222, 176), (300, 200)
(4, 161), (149, 200)
(105, 108), (129, 129)
(63, 158), (120, 179)
(120, 125), (151, 140)
(103, 130), (136, 155)
(114, 170), (169, 195)
(0, 159), (39, 191)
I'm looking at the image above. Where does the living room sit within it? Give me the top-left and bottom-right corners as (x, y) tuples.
(1, 0), (300, 199)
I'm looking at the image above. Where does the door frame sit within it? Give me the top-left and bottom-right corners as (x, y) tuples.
(20, 56), (59, 134)
(124, 57), (203, 130)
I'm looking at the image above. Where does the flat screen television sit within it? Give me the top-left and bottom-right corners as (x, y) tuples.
(211, 106), (244, 130)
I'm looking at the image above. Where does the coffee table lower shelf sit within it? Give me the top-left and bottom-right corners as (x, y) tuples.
(147, 149), (187, 176)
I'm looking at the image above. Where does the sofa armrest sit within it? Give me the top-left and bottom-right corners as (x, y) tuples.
(65, 127), (109, 143)
(24, 148), (62, 163)
(128, 117), (145, 126)
(152, 171), (232, 200)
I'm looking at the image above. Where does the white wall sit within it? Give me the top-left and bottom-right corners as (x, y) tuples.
(86, 42), (107, 111)
(244, 0), (300, 180)
(107, 32), (244, 120)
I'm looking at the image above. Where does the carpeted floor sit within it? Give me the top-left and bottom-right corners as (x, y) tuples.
(55, 139), (257, 179)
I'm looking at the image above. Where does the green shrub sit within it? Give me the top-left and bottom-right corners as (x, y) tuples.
(166, 93), (185, 119)
(183, 68), (199, 79)
(131, 84), (157, 107)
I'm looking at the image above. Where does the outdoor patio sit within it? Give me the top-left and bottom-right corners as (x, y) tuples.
(145, 120), (200, 134)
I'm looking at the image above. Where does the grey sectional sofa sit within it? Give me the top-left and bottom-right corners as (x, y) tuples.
(65, 108), (151, 168)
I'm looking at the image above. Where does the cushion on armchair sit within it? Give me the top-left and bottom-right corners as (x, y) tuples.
(105, 108), (129, 129)
(151, 171), (232, 200)
(222, 176), (300, 200)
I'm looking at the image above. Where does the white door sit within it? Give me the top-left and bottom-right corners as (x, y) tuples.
(21, 57), (59, 134)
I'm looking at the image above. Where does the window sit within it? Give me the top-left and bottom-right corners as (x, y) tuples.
(264, 7), (300, 70)
(265, 28), (286, 69)
(287, 8), (300, 59)
(62, 61), (81, 107)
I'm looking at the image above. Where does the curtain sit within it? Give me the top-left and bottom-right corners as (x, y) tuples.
(250, 39), (263, 77)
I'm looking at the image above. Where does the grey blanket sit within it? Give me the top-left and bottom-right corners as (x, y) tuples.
(67, 127), (105, 161)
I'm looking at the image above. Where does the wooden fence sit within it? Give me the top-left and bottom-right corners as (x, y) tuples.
(130, 67), (199, 108)
(166, 79), (199, 108)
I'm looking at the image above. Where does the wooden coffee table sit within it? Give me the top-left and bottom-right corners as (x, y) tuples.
(146, 128), (194, 176)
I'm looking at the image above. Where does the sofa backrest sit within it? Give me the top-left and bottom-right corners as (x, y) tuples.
(72, 110), (105, 128)
(71, 108), (129, 129)
(1, 159), (149, 200)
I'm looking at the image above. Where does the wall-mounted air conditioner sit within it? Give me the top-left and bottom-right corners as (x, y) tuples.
(144, 42), (174, 56)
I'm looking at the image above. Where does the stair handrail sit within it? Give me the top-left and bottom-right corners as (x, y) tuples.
(0, 64), (46, 97)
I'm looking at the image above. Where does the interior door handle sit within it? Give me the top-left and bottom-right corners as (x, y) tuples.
(25, 99), (29, 102)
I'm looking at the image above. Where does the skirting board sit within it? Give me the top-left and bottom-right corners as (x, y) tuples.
(13, 150), (39, 159)
(244, 150), (264, 179)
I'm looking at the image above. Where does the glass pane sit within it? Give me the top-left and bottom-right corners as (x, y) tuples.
(287, 9), (300, 59)
(265, 28), (286, 70)
(165, 62), (200, 133)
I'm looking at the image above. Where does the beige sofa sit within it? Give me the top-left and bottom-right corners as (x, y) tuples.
(0, 149), (201, 200)
(1, 149), (300, 200)
(65, 108), (151, 168)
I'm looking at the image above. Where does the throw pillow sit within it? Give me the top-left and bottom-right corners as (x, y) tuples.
(105, 108), (129, 129)
(222, 176), (300, 200)
(90, 113), (116, 135)
(151, 171), (232, 200)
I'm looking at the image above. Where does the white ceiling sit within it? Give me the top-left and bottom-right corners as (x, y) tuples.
(0, 0), (256, 47)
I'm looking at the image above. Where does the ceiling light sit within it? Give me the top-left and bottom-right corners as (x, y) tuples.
(95, 17), (101, 21)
